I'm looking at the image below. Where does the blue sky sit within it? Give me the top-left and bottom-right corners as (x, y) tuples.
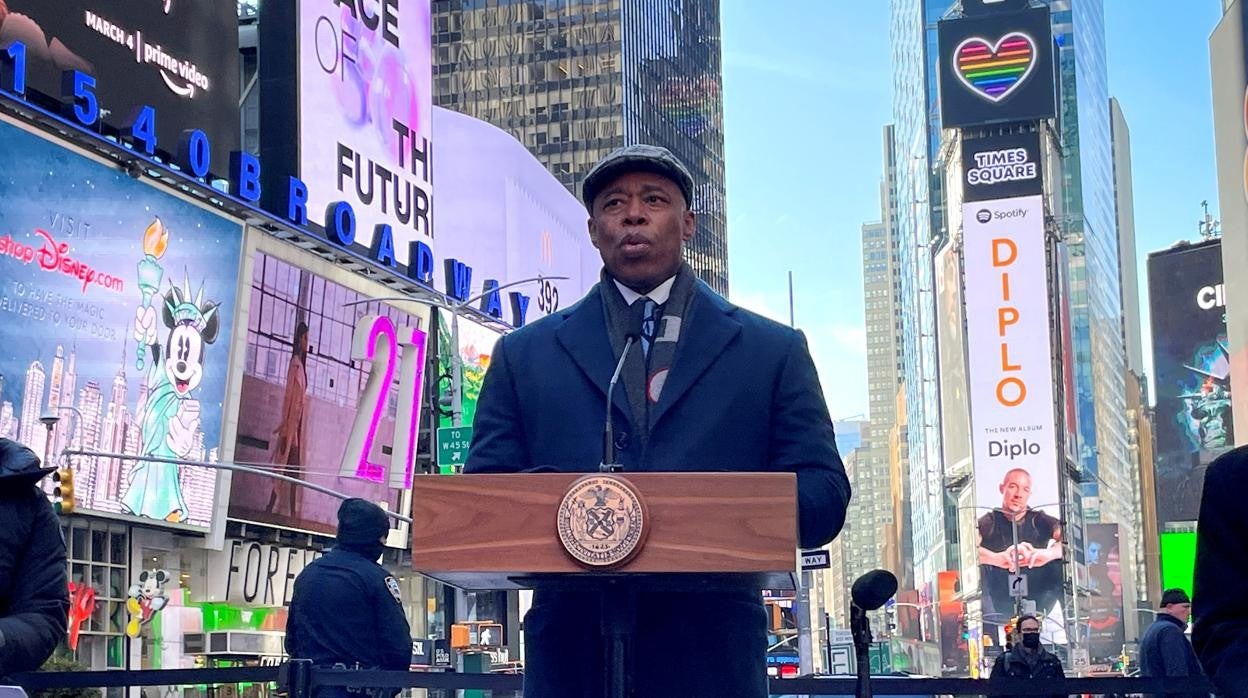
(722, 0), (1225, 420)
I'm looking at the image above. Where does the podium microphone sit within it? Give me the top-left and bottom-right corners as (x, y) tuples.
(849, 569), (898, 698)
(601, 333), (638, 473)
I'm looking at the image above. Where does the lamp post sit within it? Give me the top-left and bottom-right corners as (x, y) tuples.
(344, 275), (567, 428)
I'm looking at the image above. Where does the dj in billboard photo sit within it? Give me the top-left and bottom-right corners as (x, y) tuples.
(464, 144), (851, 697)
(978, 468), (1064, 639)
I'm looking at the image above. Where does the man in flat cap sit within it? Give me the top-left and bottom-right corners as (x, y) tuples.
(286, 499), (411, 696)
(466, 144), (851, 697)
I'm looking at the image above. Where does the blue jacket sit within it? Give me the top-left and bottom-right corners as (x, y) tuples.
(285, 548), (411, 671)
(1140, 613), (1205, 698)
(466, 281), (852, 697)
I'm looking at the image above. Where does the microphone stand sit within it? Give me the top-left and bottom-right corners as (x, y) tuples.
(851, 603), (873, 698)
(600, 335), (636, 473)
(598, 333), (636, 697)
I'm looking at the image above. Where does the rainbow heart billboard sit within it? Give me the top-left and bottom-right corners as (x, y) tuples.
(938, 5), (1056, 128)
(954, 33), (1037, 102)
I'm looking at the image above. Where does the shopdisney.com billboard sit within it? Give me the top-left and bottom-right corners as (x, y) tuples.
(0, 118), (243, 530)
(297, 0), (433, 268)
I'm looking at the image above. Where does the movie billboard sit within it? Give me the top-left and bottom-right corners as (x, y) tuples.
(297, 0), (433, 268)
(963, 195), (1063, 644)
(228, 248), (430, 536)
(1085, 523), (1125, 663)
(0, 118), (243, 529)
(1148, 240), (1232, 526)
(0, 0), (241, 170)
(937, 6), (1057, 128)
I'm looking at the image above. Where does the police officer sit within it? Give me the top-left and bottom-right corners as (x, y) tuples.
(286, 498), (412, 695)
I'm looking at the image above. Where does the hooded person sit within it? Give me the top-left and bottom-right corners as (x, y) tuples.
(0, 438), (69, 679)
(286, 498), (412, 693)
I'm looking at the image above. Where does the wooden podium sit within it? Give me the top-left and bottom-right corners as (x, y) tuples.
(410, 471), (799, 591)
(411, 471), (799, 698)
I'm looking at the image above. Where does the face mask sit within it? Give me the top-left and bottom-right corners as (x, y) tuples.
(1021, 632), (1041, 649)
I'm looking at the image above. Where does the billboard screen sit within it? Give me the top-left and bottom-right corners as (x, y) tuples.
(0, 118), (243, 529)
(434, 309), (500, 431)
(0, 0), (241, 170)
(1085, 523), (1125, 663)
(297, 0), (433, 268)
(1147, 240), (1232, 526)
(936, 243), (972, 475)
(228, 248), (430, 536)
(1159, 531), (1196, 598)
(961, 131), (1043, 203)
(1209, 4), (1248, 443)
(937, 6), (1057, 128)
(963, 195), (1063, 642)
(431, 107), (604, 322)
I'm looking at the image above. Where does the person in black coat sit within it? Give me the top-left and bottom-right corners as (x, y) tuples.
(989, 614), (1064, 698)
(1193, 445), (1248, 698)
(0, 438), (68, 679)
(465, 144), (852, 698)
(286, 498), (411, 696)
(1140, 588), (1206, 698)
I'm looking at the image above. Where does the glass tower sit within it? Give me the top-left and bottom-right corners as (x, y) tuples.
(432, 0), (729, 294)
(889, 0), (953, 622)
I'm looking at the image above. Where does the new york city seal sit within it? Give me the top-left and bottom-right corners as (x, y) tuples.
(556, 475), (648, 567)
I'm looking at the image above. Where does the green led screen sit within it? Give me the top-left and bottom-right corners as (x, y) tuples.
(1160, 531), (1197, 597)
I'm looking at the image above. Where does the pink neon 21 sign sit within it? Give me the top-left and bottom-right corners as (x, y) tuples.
(338, 315), (428, 489)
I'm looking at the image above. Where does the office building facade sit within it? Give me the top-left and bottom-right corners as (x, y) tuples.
(431, 0), (729, 293)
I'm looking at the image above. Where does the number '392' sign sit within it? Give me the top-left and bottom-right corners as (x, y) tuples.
(339, 315), (428, 489)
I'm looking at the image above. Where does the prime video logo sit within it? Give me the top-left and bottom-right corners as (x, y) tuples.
(975, 207), (1028, 224)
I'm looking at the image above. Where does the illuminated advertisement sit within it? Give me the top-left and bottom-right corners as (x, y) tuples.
(432, 107), (604, 323)
(434, 309), (501, 433)
(937, 571), (968, 676)
(961, 131), (1043, 203)
(0, 0), (240, 169)
(1159, 531), (1196, 598)
(1085, 523), (1124, 663)
(963, 195), (1063, 642)
(937, 5), (1057, 128)
(936, 243), (971, 476)
(228, 248), (430, 536)
(296, 0), (433, 268)
(1210, 3), (1248, 442)
(0, 118), (242, 529)
(1147, 240), (1232, 526)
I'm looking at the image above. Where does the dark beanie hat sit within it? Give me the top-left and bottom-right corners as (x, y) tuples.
(337, 498), (389, 546)
(1160, 588), (1191, 607)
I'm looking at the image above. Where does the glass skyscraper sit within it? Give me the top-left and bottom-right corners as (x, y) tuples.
(889, 0), (954, 634)
(431, 0), (729, 293)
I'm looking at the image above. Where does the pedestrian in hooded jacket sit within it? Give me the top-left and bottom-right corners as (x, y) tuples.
(989, 614), (1065, 698)
(0, 438), (69, 679)
(286, 498), (411, 697)
(1194, 445), (1248, 698)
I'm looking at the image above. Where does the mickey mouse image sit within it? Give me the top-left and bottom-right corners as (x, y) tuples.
(125, 569), (169, 638)
(122, 276), (219, 523)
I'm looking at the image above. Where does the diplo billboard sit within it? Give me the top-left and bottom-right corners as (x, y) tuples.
(963, 195), (1063, 641)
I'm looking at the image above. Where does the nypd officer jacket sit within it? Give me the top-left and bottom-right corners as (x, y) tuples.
(285, 548), (412, 669)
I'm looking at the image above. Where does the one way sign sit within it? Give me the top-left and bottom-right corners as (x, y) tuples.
(800, 549), (831, 571)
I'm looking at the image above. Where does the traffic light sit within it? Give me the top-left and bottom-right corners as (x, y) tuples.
(52, 468), (75, 514)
